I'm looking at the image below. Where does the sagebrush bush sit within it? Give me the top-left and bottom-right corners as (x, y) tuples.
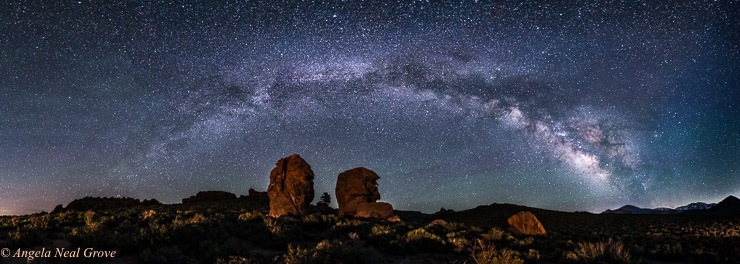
(470, 239), (524, 264)
(281, 240), (382, 264)
(406, 228), (443, 243)
(565, 238), (631, 263)
(370, 224), (394, 238)
(237, 210), (262, 222)
(7, 227), (44, 247)
(140, 209), (157, 220)
(84, 210), (100, 231)
(29, 214), (49, 231)
(482, 227), (506, 241)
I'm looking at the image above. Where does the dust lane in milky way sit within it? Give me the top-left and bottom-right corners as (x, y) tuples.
(1, 1), (738, 215)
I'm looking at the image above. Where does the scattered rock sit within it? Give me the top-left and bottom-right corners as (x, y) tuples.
(182, 191), (237, 204)
(267, 154), (315, 217)
(335, 167), (397, 220)
(507, 211), (546, 235)
(386, 215), (402, 222)
(428, 219), (449, 227)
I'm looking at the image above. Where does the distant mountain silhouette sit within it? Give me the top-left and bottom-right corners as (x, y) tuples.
(601, 205), (677, 214)
(602, 195), (738, 215)
(676, 202), (716, 211)
(602, 205), (653, 214)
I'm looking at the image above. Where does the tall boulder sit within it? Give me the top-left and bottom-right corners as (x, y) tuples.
(335, 167), (396, 220)
(267, 154), (315, 217)
(507, 211), (546, 235)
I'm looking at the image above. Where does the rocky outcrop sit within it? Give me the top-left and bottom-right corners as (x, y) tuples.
(335, 167), (397, 220)
(267, 154), (315, 217)
(59, 197), (160, 212)
(507, 211), (546, 235)
(239, 188), (269, 204)
(52, 204), (64, 214)
(182, 191), (238, 204)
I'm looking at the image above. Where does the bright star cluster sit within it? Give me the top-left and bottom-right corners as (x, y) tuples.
(1, 1), (738, 215)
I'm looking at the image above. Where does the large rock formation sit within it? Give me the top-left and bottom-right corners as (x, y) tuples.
(335, 167), (396, 220)
(267, 154), (315, 217)
(507, 211), (546, 235)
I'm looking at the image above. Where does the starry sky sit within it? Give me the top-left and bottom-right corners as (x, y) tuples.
(1, 1), (739, 215)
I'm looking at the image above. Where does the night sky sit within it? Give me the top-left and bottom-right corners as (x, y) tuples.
(1, 1), (739, 215)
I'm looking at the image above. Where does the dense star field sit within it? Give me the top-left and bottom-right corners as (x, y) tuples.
(1, 1), (738, 215)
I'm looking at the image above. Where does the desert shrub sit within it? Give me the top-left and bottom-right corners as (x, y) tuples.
(52, 210), (83, 228)
(263, 217), (285, 236)
(515, 236), (534, 246)
(406, 228), (443, 243)
(140, 209), (157, 220)
(448, 236), (471, 253)
(647, 241), (685, 261)
(365, 223), (398, 248)
(84, 210), (101, 231)
(564, 238), (631, 263)
(172, 213), (208, 229)
(216, 256), (256, 264)
(281, 240), (383, 264)
(282, 244), (311, 263)
(482, 227), (507, 241)
(333, 218), (375, 238)
(470, 239), (523, 264)
(526, 249), (541, 261)
(300, 213), (336, 231)
(237, 210), (262, 222)
(370, 224), (394, 238)
(7, 227), (44, 247)
(302, 213), (322, 224)
(29, 214), (50, 231)
(139, 245), (197, 264)
(403, 227), (448, 252)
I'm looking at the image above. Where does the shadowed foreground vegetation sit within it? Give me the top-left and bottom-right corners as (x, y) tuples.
(0, 201), (738, 263)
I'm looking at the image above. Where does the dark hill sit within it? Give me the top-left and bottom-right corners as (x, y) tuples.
(393, 210), (431, 223)
(707, 195), (740, 215)
(602, 205), (661, 214)
(431, 203), (584, 229)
